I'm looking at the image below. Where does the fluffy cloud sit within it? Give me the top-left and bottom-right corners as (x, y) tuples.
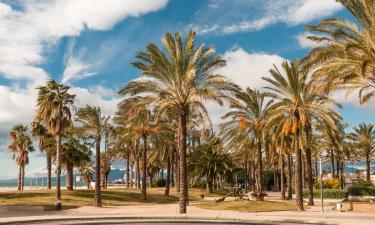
(0, 0), (168, 82)
(206, 47), (285, 130)
(0, 0), (168, 153)
(296, 32), (328, 49)
(192, 0), (342, 35)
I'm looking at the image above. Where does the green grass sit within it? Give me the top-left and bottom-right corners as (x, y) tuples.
(196, 200), (296, 212)
(0, 187), (228, 207)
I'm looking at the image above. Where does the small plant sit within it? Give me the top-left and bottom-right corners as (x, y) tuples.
(313, 178), (340, 189)
(356, 179), (373, 187)
(152, 178), (166, 187)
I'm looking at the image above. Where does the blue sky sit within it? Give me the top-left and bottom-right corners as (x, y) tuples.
(0, 0), (372, 179)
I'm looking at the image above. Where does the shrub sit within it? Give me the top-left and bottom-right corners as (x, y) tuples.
(303, 189), (348, 199)
(356, 179), (373, 187)
(313, 178), (340, 189)
(347, 185), (375, 196)
(153, 178), (166, 187)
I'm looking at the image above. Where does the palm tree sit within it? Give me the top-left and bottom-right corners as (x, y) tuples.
(190, 136), (231, 193)
(349, 123), (375, 183)
(263, 61), (339, 210)
(31, 122), (55, 189)
(115, 104), (157, 200)
(78, 160), (95, 190)
(8, 124), (35, 191)
(61, 129), (92, 191)
(221, 88), (272, 200)
(35, 80), (75, 209)
(76, 105), (110, 207)
(119, 31), (238, 213)
(303, 0), (375, 105)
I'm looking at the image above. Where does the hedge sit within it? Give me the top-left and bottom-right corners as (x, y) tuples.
(347, 186), (375, 196)
(303, 189), (348, 199)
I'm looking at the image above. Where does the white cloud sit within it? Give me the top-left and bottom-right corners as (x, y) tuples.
(206, 47), (286, 130)
(0, 0), (169, 82)
(0, 1), (168, 176)
(192, 0), (342, 35)
(296, 32), (328, 49)
(219, 47), (285, 89)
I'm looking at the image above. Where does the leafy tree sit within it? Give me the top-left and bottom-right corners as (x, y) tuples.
(76, 105), (110, 207)
(35, 80), (75, 209)
(221, 88), (272, 199)
(8, 124), (35, 191)
(31, 122), (55, 189)
(349, 123), (375, 183)
(119, 31), (238, 213)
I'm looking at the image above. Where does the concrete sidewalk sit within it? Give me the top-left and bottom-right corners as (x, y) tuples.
(0, 203), (374, 225)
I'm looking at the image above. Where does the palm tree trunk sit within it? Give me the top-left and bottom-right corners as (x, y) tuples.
(21, 164), (25, 191)
(366, 153), (371, 182)
(306, 147), (314, 206)
(336, 156), (340, 180)
(287, 154), (293, 200)
(18, 165), (21, 191)
(178, 110), (188, 213)
(131, 160), (134, 188)
(245, 160), (248, 192)
(171, 151), (175, 187)
(256, 139), (264, 200)
(142, 135), (147, 200)
(280, 154), (285, 199)
(207, 176), (213, 193)
(136, 154), (141, 189)
(294, 126), (304, 211)
(126, 151), (130, 189)
(330, 149), (335, 178)
(305, 125), (314, 206)
(165, 154), (171, 196)
(66, 162), (74, 191)
(47, 152), (52, 189)
(340, 162), (345, 189)
(251, 160), (256, 191)
(55, 133), (62, 210)
(95, 136), (102, 207)
(175, 150), (180, 192)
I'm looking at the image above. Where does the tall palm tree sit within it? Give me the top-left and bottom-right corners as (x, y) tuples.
(303, 0), (375, 104)
(8, 124), (35, 191)
(76, 105), (110, 207)
(35, 80), (75, 209)
(349, 123), (375, 183)
(221, 88), (272, 200)
(119, 31), (239, 213)
(31, 122), (55, 189)
(263, 61), (339, 210)
(115, 104), (157, 200)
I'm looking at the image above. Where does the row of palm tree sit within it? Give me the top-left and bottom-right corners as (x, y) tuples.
(5, 0), (375, 213)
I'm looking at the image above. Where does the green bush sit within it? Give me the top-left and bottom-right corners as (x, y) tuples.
(313, 178), (340, 189)
(303, 189), (348, 199)
(347, 185), (375, 196)
(356, 179), (373, 187)
(153, 178), (166, 187)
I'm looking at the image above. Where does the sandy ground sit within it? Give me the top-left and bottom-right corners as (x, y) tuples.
(0, 191), (373, 224)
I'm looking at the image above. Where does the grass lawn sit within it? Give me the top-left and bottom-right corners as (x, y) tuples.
(196, 200), (296, 212)
(0, 187), (227, 207)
